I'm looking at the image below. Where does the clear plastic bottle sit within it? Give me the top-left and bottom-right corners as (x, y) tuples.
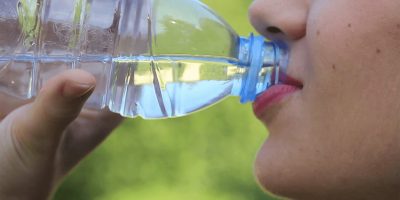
(0, 0), (288, 119)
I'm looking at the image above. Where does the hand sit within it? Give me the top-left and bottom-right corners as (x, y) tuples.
(0, 70), (123, 200)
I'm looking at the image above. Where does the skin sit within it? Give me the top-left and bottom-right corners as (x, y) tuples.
(0, 70), (122, 199)
(249, 0), (400, 199)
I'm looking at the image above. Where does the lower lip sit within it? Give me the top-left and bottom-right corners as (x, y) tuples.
(253, 84), (301, 117)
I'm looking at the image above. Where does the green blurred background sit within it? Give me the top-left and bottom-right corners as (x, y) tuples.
(55, 0), (279, 199)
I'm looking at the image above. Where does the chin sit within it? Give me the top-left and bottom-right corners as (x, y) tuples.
(253, 137), (366, 200)
(254, 140), (297, 199)
(254, 136), (322, 200)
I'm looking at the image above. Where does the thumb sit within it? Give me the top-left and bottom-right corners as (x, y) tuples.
(9, 69), (96, 154)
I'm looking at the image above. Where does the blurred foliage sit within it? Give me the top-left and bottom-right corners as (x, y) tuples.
(55, 0), (279, 199)
(155, 16), (235, 57)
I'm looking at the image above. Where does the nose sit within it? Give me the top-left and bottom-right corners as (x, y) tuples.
(249, 0), (309, 41)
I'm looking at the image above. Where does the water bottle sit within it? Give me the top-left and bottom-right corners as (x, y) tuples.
(0, 0), (288, 119)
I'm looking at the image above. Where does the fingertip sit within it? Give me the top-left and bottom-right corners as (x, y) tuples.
(5, 70), (98, 156)
(33, 69), (97, 126)
(62, 69), (96, 87)
(62, 79), (95, 99)
(45, 69), (96, 97)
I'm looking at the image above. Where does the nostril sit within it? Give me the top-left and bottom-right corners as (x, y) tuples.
(266, 26), (282, 34)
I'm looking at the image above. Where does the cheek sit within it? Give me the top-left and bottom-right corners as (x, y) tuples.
(305, 0), (400, 150)
(307, 0), (400, 84)
(301, 0), (400, 190)
(305, 0), (400, 119)
(254, 1), (400, 197)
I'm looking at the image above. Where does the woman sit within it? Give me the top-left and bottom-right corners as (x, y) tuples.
(250, 0), (400, 199)
(1, 0), (400, 199)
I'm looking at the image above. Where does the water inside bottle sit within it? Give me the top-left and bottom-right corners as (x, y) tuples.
(109, 56), (247, 118)
(0, 55), (274, 118)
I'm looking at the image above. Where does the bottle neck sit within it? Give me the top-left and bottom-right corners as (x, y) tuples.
(234, 34), (289, 103)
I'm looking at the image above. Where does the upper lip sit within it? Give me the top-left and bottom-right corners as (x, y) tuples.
(278, 72), (303, 88)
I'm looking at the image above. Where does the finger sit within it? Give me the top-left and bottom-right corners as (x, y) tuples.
(55, 109), (123, 177)
(71, 108), (123, 148)
(0, 93), (32, 120)
(9, 69), (96, 154)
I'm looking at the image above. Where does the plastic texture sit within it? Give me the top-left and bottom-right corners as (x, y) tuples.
(0, 0), (288, 119)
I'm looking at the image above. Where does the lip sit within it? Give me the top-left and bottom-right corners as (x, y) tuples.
(253, 73), (303, 118)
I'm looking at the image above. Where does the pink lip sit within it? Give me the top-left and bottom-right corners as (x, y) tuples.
(253, 85), (300, 117)
(253, 73), (303, 118)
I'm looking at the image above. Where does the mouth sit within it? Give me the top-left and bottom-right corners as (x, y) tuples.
(253, 72), (303, 118)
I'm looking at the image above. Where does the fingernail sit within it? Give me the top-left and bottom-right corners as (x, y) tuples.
(62, 81), (95, 99)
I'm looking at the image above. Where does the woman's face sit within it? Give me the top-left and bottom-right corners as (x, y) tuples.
(249, 0), (400, 199)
